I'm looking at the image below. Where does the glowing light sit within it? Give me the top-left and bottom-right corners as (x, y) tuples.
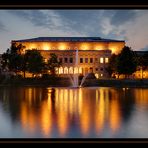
(59, 43), (66, 50)
(109, 99), (121, 132)
(105, 57), (109, 63)
(59, 67), (63, 74)
(43, 44), (51, 50)
(64, 67), (68, 74)
(100, 57), (104, 63)
(29, 44), (36, 49)
(95, 89), (105, 133)
(20, 102), (28, 130)
(69, 67), (73, 74)
(40, 101), (52, 136)
(79, 67), (82, 74)
(74, 67), (78, 74)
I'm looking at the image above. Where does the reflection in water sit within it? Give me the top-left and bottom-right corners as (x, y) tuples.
(21, 87), (122, 136)
(0, 87), (148, 137)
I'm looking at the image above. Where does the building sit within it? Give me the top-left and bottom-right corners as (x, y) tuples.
(133, 51), (148, 79)
(12, 37), (125, 78)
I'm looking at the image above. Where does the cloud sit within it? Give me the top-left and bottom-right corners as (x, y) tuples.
(5, 10), (148, 51)
(0, 21), (7, 32)
(109, 11), (148, 50)
(110, 10), (138, 26)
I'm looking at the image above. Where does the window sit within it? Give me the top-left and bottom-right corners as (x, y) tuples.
(80, 58), (83, 63)
(85, 58), (88, 63)
(100, 67), (103, 71)
(95, 68), (98, 71)
(100, 57), (104, 63)
(95, 58), (98, 62)
(64, 58), (68, 63)
(69, 57), (73, 63)
(101, 74), (103, 77)
(44, 58), (48, 63)
(90, 58), (93, 63)
(59, 58), (63, 63)
(105, 57), (109, 63)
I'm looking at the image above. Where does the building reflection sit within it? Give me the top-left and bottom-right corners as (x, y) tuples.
(134, 88), (148, 107)
(1, 87), (148, 137)
(17, 87), (123, 136)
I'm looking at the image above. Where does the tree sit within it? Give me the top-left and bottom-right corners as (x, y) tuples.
(106, 54), (118, 78)
(117, 46), (137, 78)
(26, 49), (45, 77)
(48, 53), (61, 75)
(1, 43), (25, 74)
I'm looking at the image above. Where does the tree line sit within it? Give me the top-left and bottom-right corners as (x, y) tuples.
(1, 43), (61, 78)
(106, 46), (148, 78)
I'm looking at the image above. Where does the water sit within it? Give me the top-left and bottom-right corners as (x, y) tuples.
(0, 86), (148, 138)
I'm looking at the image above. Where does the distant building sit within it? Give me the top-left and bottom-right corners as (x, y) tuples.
(133, 51), (148, 79)
(12, 37), (125, 78)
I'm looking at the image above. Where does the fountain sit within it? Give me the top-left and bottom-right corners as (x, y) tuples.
(69, 49), (79, 88)
(69, 49), (93, 88)
(79, 73), (89, 87)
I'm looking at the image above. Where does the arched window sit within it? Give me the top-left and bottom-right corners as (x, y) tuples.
(74, 67), (78, 74)
(69, 67), (73, 74)
(64, 67), (69, 74)
(79, 67), (82, 74)
(59, 67), (63, 74)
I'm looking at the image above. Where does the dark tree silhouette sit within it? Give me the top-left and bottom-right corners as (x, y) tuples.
(48, 53), (61, 75)
(25, 49), (45, 77)
(117, 46), (137, 78)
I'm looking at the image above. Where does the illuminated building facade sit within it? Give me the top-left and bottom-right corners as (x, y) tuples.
(12, 37), (125, 78)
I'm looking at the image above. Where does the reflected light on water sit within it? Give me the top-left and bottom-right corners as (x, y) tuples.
(109, 99), (121, 132)
(19, 87), (123, 136)
(40, 100), (52, 136)
(95, 89), (105, 133)
(134, 89), (148, 107)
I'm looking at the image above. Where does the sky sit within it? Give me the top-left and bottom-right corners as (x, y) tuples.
(0, 9), (148, 54)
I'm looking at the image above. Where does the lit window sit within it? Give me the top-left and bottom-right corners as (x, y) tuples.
(100, 57), (104, 63)
(69, 67), (73, 74)
(95, 74), (99, 79)
(105, 57), (109, 63)
(101, 74), (103, 77)
(64, 67), (68, 74)
(74, 67), (78, 74)
(59, 67), (63, 74)
(44, 58), (48, 63)
(79, 67), (82, 74)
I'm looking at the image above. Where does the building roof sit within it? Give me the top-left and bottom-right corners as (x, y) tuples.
(12, 37), (125, 42)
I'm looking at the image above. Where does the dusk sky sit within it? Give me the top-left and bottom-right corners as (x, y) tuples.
(0, 9), (148, 53)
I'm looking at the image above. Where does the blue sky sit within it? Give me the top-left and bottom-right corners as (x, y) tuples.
(0, 9), (148, 53)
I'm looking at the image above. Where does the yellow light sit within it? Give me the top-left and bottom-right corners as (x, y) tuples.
(100, 57), (104, 63)
(59, 43), (66, 50)
(43, 44), (51, 50)
(105, 57), (109, 63)
(29, 44), (36, 49)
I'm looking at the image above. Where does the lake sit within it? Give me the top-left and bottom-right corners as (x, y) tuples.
(0, 86), (148, 138)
